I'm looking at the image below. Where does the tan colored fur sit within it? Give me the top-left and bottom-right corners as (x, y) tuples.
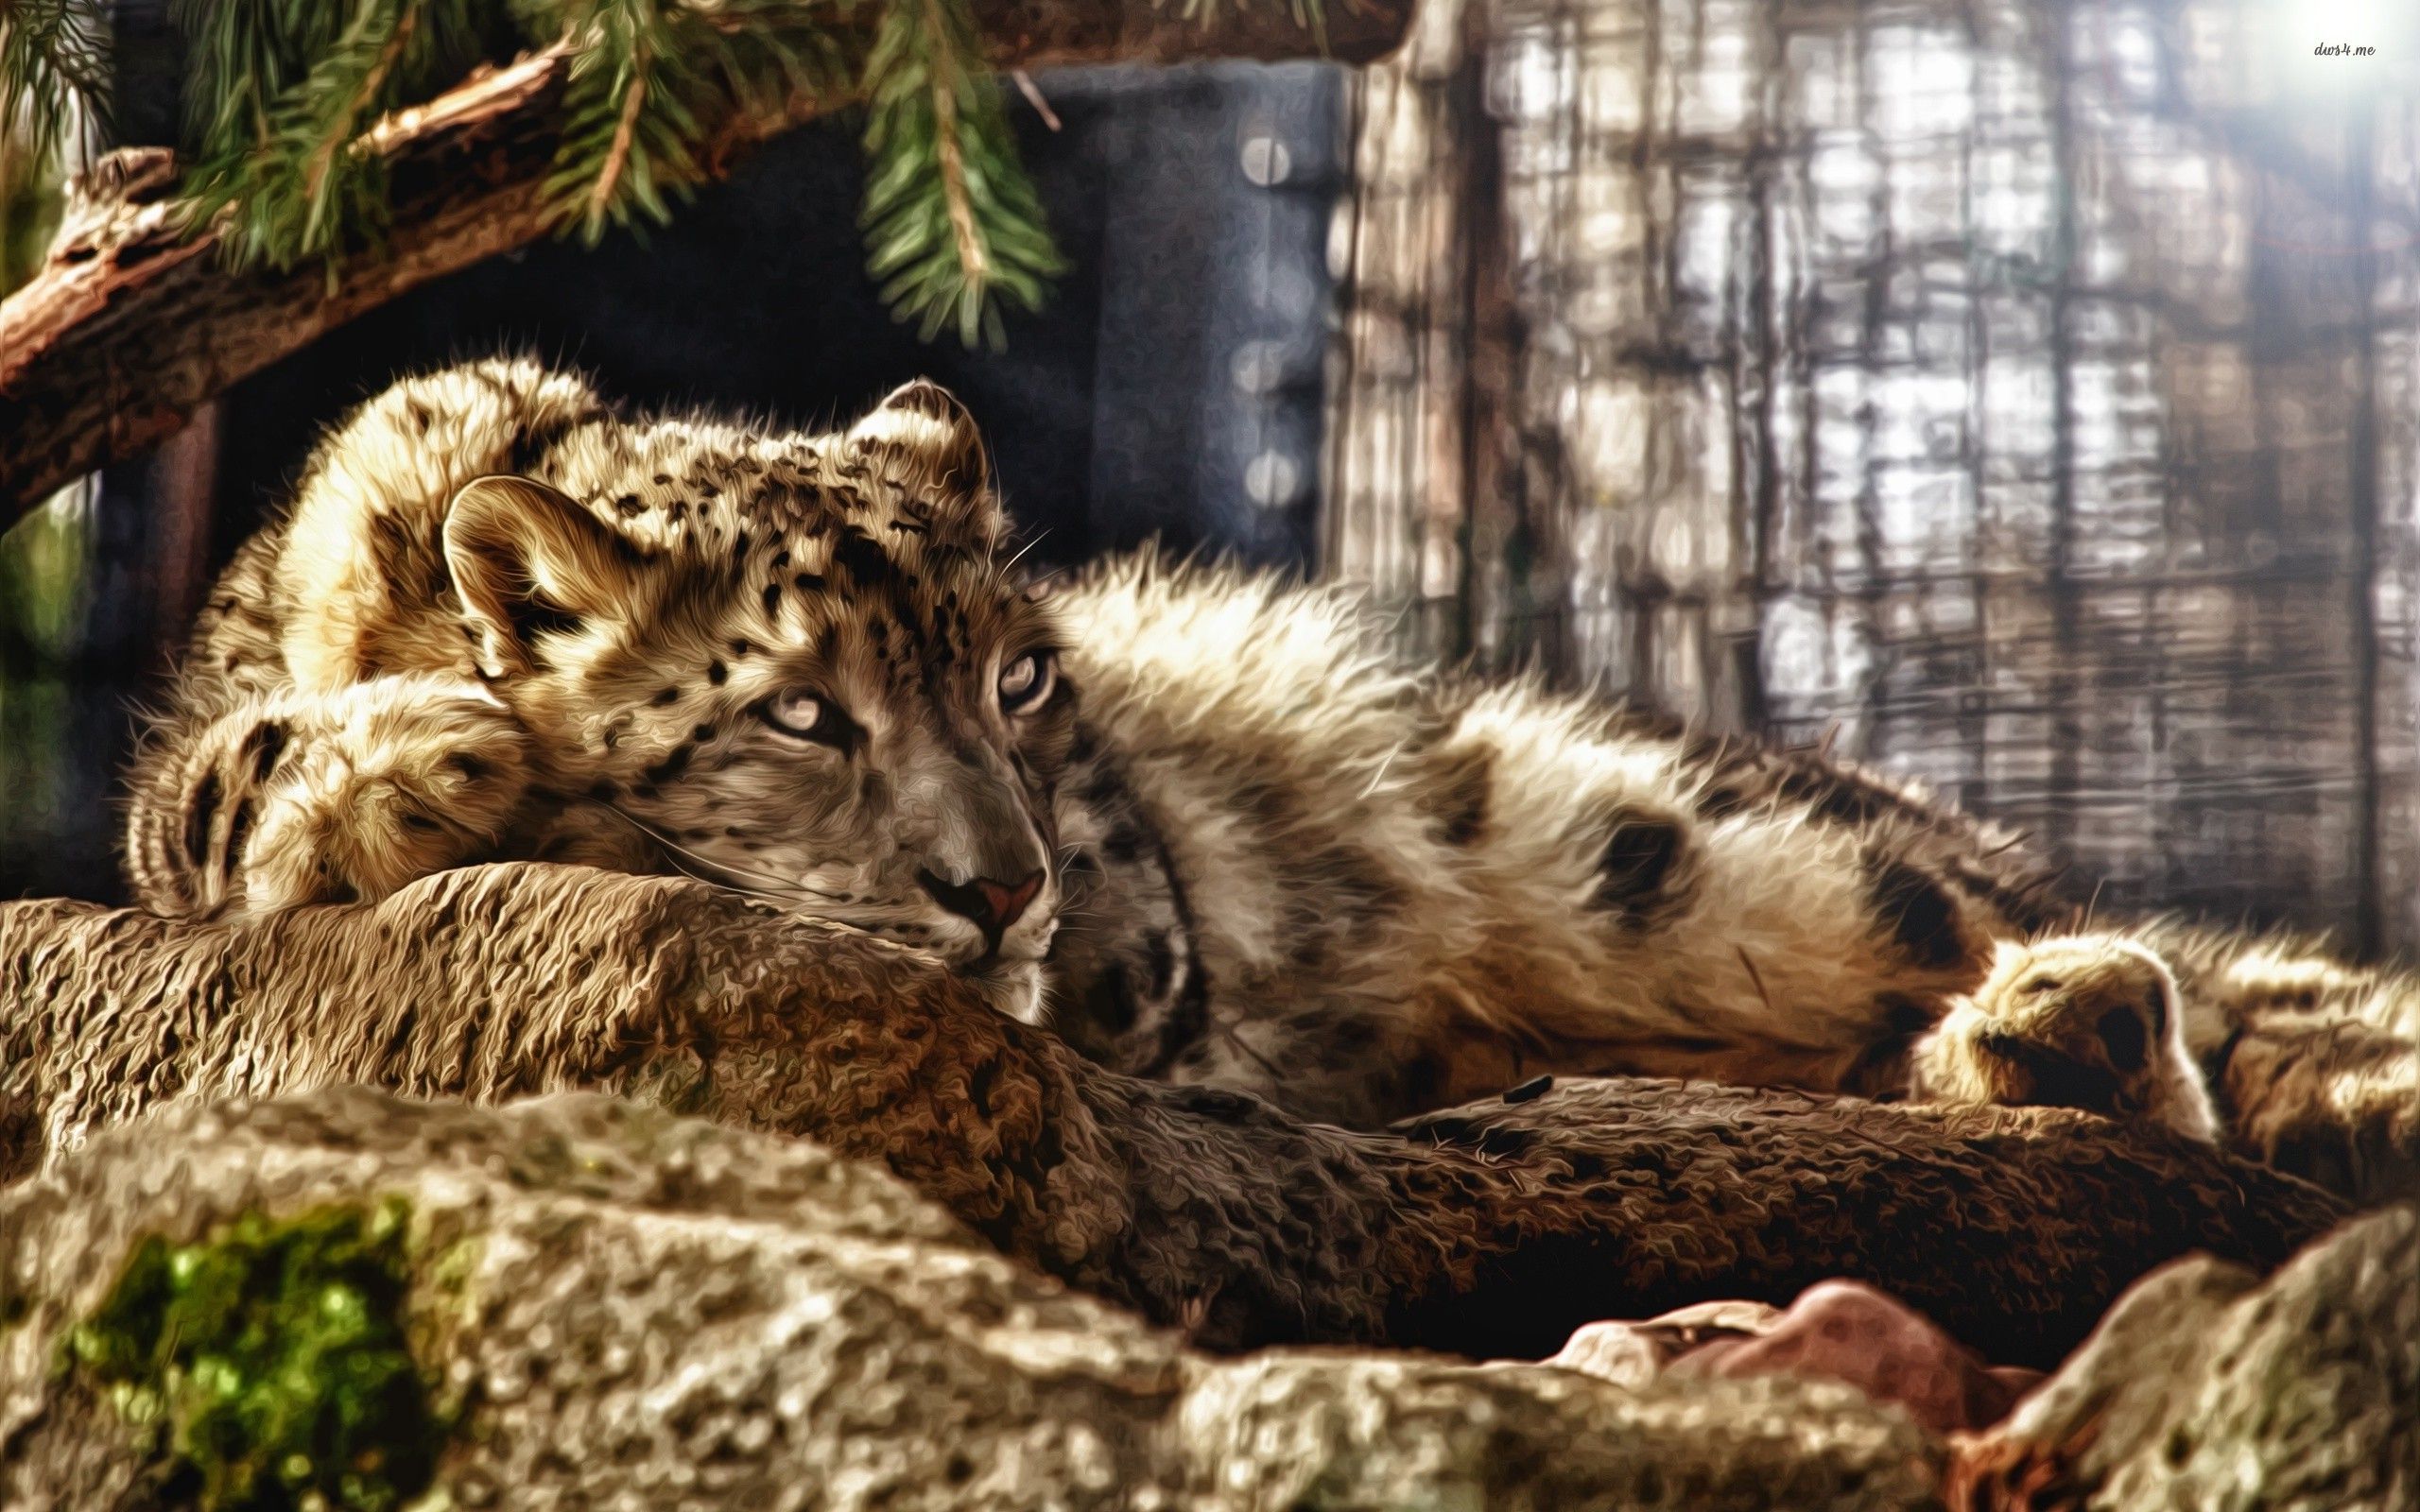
(127, 359), (1070, 1019)
(1910, 936), (2221, 1142)
(127, 358), (2285, 1131)
(1051, 559), (2039, 1117)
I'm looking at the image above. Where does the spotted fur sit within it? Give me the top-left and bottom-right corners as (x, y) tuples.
(126, 359), (1072, 1018)
(129, 359), (2090, 1126)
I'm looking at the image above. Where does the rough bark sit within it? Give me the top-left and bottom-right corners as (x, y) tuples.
(0, 0), (1416, 524)
(0, 1089), (1950, 1511)
(1948, 1204), (2416, 1511)
(0, 862), (2348, 1369)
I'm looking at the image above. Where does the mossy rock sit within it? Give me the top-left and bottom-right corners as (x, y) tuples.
(66, 1198), (449, 1512)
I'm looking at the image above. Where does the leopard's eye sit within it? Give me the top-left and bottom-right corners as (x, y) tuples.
(762, 686), (855, 747)
(997, 650), (1058, 715)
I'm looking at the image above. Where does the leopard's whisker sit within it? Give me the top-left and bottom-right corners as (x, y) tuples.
(588, 801), (848, 903)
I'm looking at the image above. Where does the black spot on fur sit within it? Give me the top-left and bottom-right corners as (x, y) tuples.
(588, 780), (618, 801)
(706, 661), (728, 686)
(762, 583), (782, 615)
(643, 744), (694, 785)
(240, 721), (288, 784)
(446, 753), (491, 782)
(650, 687), (680, 707)
(185, 772), (222, 869)
(771, 549), (790, 569)
(731, 530), (752, 559)
(1869, 859), (1967, 971)
(2097, 1006), (2150, 1074)
(222, 797), (256, 877)
(509, 410), (582, 475)
(502, 590), (581, 650)
(691, 724), (715, 744)
(833, 529), (894, 589)
(795, 572), (826, 592)
(1593, 816), (1686, 921)
(729, 638), (754, 658)
(614, 494), (644, 518)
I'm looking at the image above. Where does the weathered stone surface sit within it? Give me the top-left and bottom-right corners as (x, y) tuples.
(1950, 1204), (2418, 1511)
(0, 1089), (1947, 1511)
(0, 865), (2351, 1368)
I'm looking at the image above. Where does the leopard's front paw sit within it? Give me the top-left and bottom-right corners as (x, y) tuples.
(237, 679), (538, 911)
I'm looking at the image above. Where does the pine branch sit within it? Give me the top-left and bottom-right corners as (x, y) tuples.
(859, 0), (1063, 347)
(541, 0), (849, 245)
(0, 0), (1417, 519)
(0, 0), (112, 162)
(14, 0), (1326, 345)
(174, 0), (494, 273)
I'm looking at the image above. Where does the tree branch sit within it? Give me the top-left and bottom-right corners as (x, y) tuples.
(0, 862), (2346, 1369)
(0, 0), (1415, 525)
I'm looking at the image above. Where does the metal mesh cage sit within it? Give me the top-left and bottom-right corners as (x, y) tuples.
(1324, 0), (2419, 954)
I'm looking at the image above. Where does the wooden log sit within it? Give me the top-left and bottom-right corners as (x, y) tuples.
(0, 861), (2345, 1369)
(0, 0), (1416, 524)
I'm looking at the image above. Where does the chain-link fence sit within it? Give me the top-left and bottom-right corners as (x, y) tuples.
(1325, 0), (2419, 956)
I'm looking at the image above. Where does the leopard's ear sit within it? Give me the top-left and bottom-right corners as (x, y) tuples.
(846, 379), (1000, 536)
(443, 474), (648, 679)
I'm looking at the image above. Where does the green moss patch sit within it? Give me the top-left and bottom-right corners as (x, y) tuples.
(67, 1197), (449, 1512)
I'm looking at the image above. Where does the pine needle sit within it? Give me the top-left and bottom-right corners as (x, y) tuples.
(13, 0), (1328, 347)
(0, 0), (112, 161)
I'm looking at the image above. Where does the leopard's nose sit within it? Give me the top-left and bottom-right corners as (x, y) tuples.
(918, 867), (1046, 936)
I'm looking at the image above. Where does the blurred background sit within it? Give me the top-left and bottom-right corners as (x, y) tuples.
(3, 0), (2414, 961)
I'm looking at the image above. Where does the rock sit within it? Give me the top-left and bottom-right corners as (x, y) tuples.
(0, 865), (2353, 1366)
(1950, 1204), (2418, 1510)
(0, 1089), (1946, 1511)
(1669, 1280), (2032, 1435)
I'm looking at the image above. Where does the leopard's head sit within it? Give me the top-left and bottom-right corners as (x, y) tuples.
(441, 380), (1074, 1015)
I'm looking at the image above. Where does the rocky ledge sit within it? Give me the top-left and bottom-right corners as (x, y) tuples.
(4, 1089), (2408, 1511)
